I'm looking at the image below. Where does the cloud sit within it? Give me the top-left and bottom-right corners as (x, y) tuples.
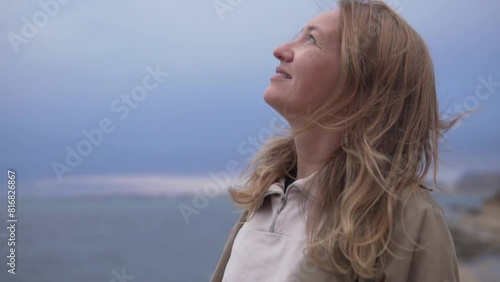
(1, 0), (499, 184)
(32, 173), (237, 197)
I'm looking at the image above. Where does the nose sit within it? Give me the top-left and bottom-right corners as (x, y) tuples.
(273, 41), (293, 62)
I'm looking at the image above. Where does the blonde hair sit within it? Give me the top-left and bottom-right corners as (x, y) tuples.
(228, 0), (464, 278)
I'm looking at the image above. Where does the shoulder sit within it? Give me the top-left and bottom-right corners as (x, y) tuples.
(394, 183), (446, 227)
(386, 182), (455, 263)
(379, 184), (460, 282)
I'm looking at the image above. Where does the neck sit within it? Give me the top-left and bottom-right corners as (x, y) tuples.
(291, 122), (343, 180)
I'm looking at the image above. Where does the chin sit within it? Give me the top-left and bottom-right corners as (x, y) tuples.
(263, 88), (300, 118)
(263, 90), (281, 110)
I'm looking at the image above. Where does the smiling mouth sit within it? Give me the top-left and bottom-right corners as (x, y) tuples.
(276, 72), (292, 79)
(275, 66), (292, 79)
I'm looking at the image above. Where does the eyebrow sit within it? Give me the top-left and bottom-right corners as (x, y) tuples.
(304, 25), (324, 35)
(292, 25), (324, 40)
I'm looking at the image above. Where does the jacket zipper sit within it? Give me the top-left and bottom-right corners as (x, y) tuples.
(269, 184), (294, 232)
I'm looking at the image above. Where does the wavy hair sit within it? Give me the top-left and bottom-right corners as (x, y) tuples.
(228, 0), (464, 278)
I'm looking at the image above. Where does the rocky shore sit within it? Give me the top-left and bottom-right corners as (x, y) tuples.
(449, 191), (500, 261)
(447, 188), (500, 281)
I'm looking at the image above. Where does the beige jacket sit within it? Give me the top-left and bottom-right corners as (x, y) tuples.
(210, 173), (460, 282)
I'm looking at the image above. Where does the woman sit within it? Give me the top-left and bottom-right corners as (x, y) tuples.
(211, 0), (461, 281)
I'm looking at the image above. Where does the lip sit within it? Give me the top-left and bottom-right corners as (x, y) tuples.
(274, 66), (292, 79)
(270, 74), (290, 80)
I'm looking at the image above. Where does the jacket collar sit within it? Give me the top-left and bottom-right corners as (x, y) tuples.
(264, 170), (321, 199)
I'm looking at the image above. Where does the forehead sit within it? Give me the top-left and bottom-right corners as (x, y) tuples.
(306, 9), (340, 39)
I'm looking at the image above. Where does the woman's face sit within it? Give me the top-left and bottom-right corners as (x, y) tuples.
(263, 9), (342, 121)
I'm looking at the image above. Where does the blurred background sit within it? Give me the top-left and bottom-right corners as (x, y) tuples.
(1, 0), (499, 281)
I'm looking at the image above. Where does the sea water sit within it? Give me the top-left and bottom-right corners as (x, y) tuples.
(0, 193), (497, 282)
(0, 195), (240, 282)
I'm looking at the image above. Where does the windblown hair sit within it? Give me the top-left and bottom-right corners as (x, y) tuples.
(228, 0), (463, 279)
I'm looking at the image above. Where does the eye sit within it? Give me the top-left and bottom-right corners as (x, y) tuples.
(307, 34), (316, 44)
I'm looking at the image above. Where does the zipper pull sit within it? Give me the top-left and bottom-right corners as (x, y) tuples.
(280, 194), (287, 206)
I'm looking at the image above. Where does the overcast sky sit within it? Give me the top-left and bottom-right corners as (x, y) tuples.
(1, 0), (499, 196)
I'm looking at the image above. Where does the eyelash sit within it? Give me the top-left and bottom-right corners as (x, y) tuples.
(307, 34), (316, 44)
(290, 32), (316, 44)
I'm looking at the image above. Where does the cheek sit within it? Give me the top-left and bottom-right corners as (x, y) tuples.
(296, 59), (337, 104)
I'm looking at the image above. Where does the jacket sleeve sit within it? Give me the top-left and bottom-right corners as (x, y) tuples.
(381, 190), (461, 282)
(210, 210), (248, 282)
